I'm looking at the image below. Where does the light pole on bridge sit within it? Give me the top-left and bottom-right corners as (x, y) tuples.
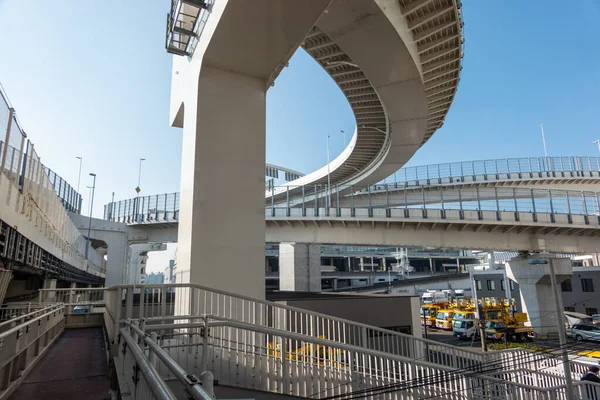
(593, 140), (600, 153)
(85, 173), (97, 270)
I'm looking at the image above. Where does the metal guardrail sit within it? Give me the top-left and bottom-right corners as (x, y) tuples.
(0, 304), (64, 399)
(104, 186), (600, 229)
(119, 310), (600, 399)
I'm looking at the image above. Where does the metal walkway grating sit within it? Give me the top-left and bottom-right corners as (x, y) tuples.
(9, 328), (110, 400)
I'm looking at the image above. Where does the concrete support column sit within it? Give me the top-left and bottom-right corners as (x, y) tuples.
(429, 258), (434, 275)
(359, 257), (364, 271)
(488, 252), (495, 269)
(177, 67), (266, 299)
(44, 278), (57, 303)
(279, 243), (321, 292)
(104, 235), (128, 288)
(506, 256), (572, 338)
(127, 243), (167, 285)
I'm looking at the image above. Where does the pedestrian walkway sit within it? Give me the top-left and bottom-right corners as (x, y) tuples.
(10, 328), (110, 400)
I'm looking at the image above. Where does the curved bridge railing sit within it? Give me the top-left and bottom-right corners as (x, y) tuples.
(105, 184), (600, 227)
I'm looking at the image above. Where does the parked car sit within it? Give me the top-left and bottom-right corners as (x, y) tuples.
(72, 305), (91, 314)
(571, 324), (600, 342)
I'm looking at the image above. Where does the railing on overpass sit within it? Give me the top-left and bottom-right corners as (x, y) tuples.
(380, 155), (600, 186)
(0, 304), (64, 399)
(0, 84), (102, 280)
(99, 284), (596, 399)
(104, 185), (600, 227)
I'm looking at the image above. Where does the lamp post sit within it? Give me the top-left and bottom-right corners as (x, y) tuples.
(341, 130), (346, 147)
(136, 158), (145, 217)
(326, 135), (331, 208)
(528, 258), (574, 399)
(538, 124), (548, 158)
(85, 173), (97, 268)
(593, 140), (600, 153)
(76, 156), (82, 194)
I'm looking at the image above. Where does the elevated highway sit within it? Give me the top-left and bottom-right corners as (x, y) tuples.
(0, 85), (104, 299)
(168, 0), (464, 297)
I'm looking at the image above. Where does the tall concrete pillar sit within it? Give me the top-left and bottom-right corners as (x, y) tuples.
(104, 235), (128, 288)
(488, 252), (495, 269)
(44, 278), (57, 302)
(170, 1), (331, 299)
(176, 67), (266, 299)
(279, 243), (321, 292)
(359, 258), (364, 271)
(506, 256), (572, 338)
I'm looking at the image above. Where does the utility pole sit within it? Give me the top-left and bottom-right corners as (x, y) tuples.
(85, 173), (97, 269)
(538, 124), (548, 158)
(470, 268), (487, 352)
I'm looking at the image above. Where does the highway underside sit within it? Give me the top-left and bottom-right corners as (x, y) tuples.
(10, 328), (110, 400)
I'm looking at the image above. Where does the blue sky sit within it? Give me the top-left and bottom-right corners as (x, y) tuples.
(1, 1), (599, 272)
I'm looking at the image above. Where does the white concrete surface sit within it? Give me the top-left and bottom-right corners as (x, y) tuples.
(170, 0), (330, 299)
(279, 243), (321, 292)
(506, 257), (572, 337)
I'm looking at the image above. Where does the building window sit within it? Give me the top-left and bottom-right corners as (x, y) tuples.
(487, 280), (495, 290)
(500, 280), (505, 291)
(564, 306), (576, 312)
(510, 280), (515, 291)
(586, 308), (598, 316)
(476, 280), (482, 290)
(582, 279), (595, 293)
(561, 279), (572, 292)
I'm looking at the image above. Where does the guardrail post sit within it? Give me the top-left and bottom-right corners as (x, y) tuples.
(368, 185), (373, 217)
(531, 189), (538, 222)
(582, 191), (589, 225)
(566, 190), (573, 224)
(513, 188), (519, 222)
(314, 185), (318, 217)
(286, 186), (290, 217)
(301, 185), (306, 217)
(458, 187), (464, 220)
(150, 331), (159, 369)
(385, 184), (390, 218)
(336, 185), (341, 217)
(548, 189), (556, 223)
(351, 185), (355, 217)
(494, 187), (501, 221)
(0, 107), (14, 175)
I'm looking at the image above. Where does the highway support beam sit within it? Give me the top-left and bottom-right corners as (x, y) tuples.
(279, 243), (321, 292)
(171, 0), (330, 299)
(505, 256), (572, 339)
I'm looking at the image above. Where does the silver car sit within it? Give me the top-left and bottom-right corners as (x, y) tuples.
(571, 324), (600, 342)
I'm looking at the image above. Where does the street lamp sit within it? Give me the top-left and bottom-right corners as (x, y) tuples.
(136, 158), (146, 217)
(593, 140), (600, 153)
(85, 173), (97, 268)
(528, 258), (574, 399)
(341, 130), (346, 147)
(538, 124), (548, 158)
(76, 156), (83, 194)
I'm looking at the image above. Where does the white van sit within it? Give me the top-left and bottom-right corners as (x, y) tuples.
(422, 291), (449, 304)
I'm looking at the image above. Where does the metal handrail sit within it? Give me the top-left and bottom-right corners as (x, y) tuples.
(125, 321), (214, 400)
(119, 328), (177, 400)
(138, 314), (579, 398)
(0, 304), (60, 330)
(110, 283), (485, 359)
(0, 305), (63, 339)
